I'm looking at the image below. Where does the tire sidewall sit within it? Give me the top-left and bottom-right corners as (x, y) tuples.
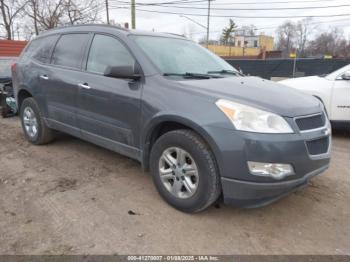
(150, 131), (218, 212)
(20, 98), (43, 144)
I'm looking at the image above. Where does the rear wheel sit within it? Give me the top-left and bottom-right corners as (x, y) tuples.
(150, 129), (221, 213)
(20, 97), (55, 145)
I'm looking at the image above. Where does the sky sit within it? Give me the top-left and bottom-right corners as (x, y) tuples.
(104, 0), (350, 42)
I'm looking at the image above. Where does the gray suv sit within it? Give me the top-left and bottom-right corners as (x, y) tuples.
(12, 24), (331, 212)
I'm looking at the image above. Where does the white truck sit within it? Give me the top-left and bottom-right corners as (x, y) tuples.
(280, 64), (350, 124)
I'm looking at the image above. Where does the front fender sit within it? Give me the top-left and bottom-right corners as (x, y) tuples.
(141, 112), (223, 173)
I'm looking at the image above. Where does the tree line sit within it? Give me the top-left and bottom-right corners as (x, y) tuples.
(199, 18), (350, 58)
(0, 0), (102, 40)
(276, 18), (350, 58)
(1, 1), (350, 58)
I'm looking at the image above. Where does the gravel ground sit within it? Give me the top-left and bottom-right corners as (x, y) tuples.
(0, 117), (349, 255)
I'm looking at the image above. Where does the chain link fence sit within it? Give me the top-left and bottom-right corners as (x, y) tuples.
(225, 58), (350, 79)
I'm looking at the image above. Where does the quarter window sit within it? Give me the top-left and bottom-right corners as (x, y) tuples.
(52, 34), (89, 69)
(21, 39), (41, 61)
(86, 34), (135, 74)
(33, 35), (59, 63)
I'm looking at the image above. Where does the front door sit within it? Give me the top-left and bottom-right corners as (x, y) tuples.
(331, 70), (350, 121)
(77, 34), (142, 158)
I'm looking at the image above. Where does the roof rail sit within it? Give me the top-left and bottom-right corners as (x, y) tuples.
(161, 32), (186, 38)
(40, 23), (129, 35)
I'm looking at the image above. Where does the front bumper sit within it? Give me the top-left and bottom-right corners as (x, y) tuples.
(204, 118), (331, 208)
(222, 164), (329, 208)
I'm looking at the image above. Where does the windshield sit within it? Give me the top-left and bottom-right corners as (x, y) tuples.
(0, 58), (16, 78)
(130, 35), (237, 76)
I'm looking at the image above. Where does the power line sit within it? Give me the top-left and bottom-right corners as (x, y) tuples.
(109, 7), (350, 18)
(190, 17), (350, 35)
(110, 0), (339, 6)
(111, 3), (350, 11)
(109, 0), (208, 6)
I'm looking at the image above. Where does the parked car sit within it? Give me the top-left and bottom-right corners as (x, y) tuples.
(12, 25), (331, 212)
(0, 57), (17, 117)
(280, 64), (350, 125)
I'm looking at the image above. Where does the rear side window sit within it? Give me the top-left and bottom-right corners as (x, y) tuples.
(52, 34), (89, 69)
(21, 40), (41, 61)
(33, 35), (59, 63)
(21, 35), (58, 63)
(86, 34), (135, 74)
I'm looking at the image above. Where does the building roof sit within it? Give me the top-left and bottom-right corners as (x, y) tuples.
(0, 40), (28, 57)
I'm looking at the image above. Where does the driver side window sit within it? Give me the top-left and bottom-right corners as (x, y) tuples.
(86, 34), (135, 75)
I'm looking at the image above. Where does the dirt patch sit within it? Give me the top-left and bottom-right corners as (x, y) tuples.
(0, 117), (349, 255)
(44, 178), (78, 194)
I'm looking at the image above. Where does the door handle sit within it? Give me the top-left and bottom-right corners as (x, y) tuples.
(78, 83), (91, 89)
(40, 75), (49, 80)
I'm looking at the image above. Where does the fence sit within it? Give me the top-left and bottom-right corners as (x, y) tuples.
(225, 58), (350, 79)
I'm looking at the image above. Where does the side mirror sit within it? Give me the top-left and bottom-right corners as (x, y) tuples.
(104, 65), (141, 80)
(341, 71), (350, 80)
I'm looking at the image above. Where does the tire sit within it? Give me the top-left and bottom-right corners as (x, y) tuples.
(0, 94), (9, 118)
(20, 97), (55, 145)
(150, 129), (221, 213)
(1, 104), (9, 118)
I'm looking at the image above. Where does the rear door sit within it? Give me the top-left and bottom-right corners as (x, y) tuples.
(14, 35), (58, 114)
(77, 34), (142, 158)
(45, 33), (90, 135)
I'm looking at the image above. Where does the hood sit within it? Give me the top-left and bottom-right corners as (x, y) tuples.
(179, 76), (322, 117)
(279, 76), (327, 89)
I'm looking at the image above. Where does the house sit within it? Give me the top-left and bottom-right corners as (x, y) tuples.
(232, 34), (274, 51)
(206, 34), (275, 58)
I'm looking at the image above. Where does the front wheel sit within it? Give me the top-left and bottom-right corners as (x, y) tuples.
(150, 130), (221, 213)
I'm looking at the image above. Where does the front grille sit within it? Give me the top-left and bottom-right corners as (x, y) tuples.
(306, 137), (329, 155)
(295, 113), (325, 131)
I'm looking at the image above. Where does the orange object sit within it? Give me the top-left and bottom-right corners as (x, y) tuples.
(0, 40), (28, 57)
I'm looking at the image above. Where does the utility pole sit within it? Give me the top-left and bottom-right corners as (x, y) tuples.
(105, 0), (110, 24)
(292, 50), (298, 78)
(131, 0), (136, 29)
(206, 0), (212, 48)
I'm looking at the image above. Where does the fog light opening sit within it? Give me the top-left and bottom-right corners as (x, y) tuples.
(247, 161), (295, 180)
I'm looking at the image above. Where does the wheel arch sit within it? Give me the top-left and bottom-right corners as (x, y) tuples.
(17, 89), (33, 111)
(141, 114), (221, 172)
(313, 95), (329, 116)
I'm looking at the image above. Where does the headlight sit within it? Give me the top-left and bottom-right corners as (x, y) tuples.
(216, 99), (293, 133)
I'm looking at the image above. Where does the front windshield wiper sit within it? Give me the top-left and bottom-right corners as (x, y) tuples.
(207, 70), (244, 76)
(163, 72), (217, 79)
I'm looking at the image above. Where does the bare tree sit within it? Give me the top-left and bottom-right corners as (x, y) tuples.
(295, 18), (316, 57)
(275, 21), (297, 57)
(0, 0), (28, 39)
(26, 0), (65, 32)
(25, 0), (101, 36)
(307, 27), (348, 57)
(237, 25), (257, 36)
(64, 0), (101, 25)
